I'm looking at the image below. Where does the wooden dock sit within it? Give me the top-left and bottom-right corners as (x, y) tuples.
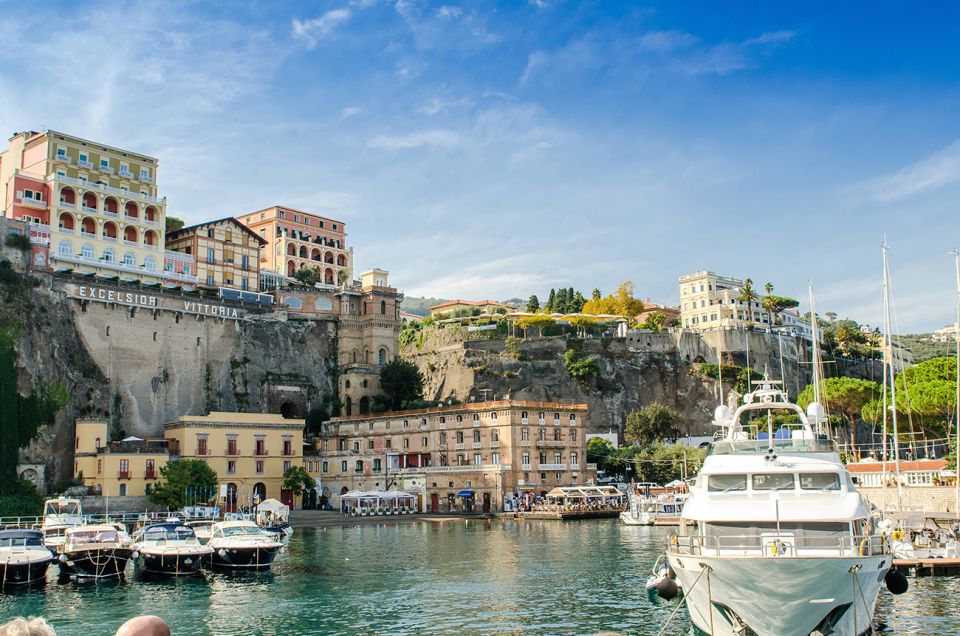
(893, 557), (960, 577)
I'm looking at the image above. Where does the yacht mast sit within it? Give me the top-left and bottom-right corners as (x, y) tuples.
(882, 241), (903, 510)
(808, 282), (825, 435)
(951, 249), (960, 520)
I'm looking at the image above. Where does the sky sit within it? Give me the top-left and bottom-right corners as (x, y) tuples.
(2, 1), (959, 332)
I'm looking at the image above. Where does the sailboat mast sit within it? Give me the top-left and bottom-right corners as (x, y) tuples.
(808, 282), (824, 433)
(883, 241), (903, 510)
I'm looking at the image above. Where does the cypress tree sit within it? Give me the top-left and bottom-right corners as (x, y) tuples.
(546, 289), (556, 313)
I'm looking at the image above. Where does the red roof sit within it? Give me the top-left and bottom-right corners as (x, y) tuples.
(846, 459), (946, 473)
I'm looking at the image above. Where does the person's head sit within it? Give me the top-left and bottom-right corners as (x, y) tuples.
(0, 617), (56, 636)
(114, 616), (170, 636)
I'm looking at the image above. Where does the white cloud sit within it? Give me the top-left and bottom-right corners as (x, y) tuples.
(675, 44), (748, 76)
(521, 50), (548, 83)
(436, 5), (462, 19)
(745, 30), (796, 46)
(340, 106), (363, 120)
(638, 30), (697, 52)
(367, 129), (462, 150)
(291, 9), (351, 48)
(855, 140), (960, 203)
(418, 97), (473, 116)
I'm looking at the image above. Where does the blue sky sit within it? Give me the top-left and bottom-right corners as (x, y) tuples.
(2, 1), (959, 331)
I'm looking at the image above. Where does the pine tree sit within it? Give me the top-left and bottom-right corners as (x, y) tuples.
(592, 288), (601, 302)
(572, 291), (586, 313)
(555, 288), (569, 314)
(546, 289), (556, 313)
(526, 295), (540, 313)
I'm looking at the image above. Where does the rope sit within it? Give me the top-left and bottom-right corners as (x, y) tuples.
(705, 564), (715, 636)
(656, 564), (708, 636)
(853, 566), (878, 636)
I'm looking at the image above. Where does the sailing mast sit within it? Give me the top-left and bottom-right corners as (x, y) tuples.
(882, 241), (903, 510)
(808, 282), (825, 435)
(951, 249), (960, 520)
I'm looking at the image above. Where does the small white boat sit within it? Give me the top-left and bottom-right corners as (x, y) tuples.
(57, 524), (135, 580)
(0, 530), (56, 587)
(133, 523), (213, 576)
(208, 520), (282, 570)
(40, 497), (84, 551)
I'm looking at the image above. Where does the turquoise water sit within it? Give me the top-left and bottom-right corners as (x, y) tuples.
(1, 519), (958, 635)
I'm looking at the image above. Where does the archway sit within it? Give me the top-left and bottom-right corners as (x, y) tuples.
(58, 213), (75, 231)
(298, 245), (307, 258)
(253, 482), (267, 504)
(359, 396), (370, 415)
(280, 402), (297, 419)
(226, 482), (238, 512)
(345, 396), (352, 416)
(287, 260), (296, 276)
(103, 196), (119, 215)
(124, 201), (139, 219)
(82, 191), (97, 211)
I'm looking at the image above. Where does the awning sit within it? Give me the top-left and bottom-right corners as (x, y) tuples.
(456, 490), (475, 497)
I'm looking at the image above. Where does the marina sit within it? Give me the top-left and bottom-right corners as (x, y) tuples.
(0, 519), (957, 635)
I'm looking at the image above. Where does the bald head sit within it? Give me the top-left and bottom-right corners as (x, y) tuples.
(114, 616), (170, 636)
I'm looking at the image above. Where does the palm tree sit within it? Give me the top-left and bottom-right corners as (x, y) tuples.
(738, 278), (757, 325)
(763, 282), (774, 326)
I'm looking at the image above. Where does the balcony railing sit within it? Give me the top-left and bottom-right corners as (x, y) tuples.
(472, 442), (482, 449)
(144, 470), (156, 479)
(50, 252), (198, 284)
(82, 205), (97, 213)
(490, 441), (500, 448)
(226, 448), (239, 456)
(80, 230), (96, 239)
(123, 214), (139, 222)
(99, 165), (114, 174)
(195, 448), (208, 456)
(103, 210), (118, 218)
(119, 170), (133, 178)
(59, 200), (76, 210)
(521, 463), (532, 471)
(56, 154), (72, 164)
(139, 175), (153, 183)
(123, 239), (137, 247)
(54, 174), (165, 205)
(102, 235), (117, 242)
(16, 196), (48, 209)
(586, 463), (598, 471)
(539, 463), (566, 471)
(255, 450), (269, 456)
(143, 218), (159, 227)
(58, 226), (75, 234)
(455, 443), (464, 450)
(537, 440), (565, 448)
(118, 471), (130, 479)
(78, 160), (93, 169)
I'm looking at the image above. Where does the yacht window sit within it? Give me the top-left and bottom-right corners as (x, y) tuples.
(708, 474), (747, 492)
(752, 473), (796, 491)
(799, 473), (841, 491)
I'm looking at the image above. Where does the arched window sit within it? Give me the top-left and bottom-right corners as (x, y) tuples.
(345, 380), (351, 389)
(81, 244), (95, 259)
(95, 437), (101, 449)
(102, 248), (115, 262)
(143, 256), (157, 271)
(123, 252), (136, 266)
(380, 300), (386, 314)
(58, 240), (73, 256)
(378, 348), (387, 365)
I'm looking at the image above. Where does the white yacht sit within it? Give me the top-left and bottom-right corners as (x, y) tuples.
(663, 381), (906, 636)
(40, 497), (84, 551)
(208, 520), (282, 570)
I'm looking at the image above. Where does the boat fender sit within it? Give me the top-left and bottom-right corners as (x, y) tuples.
(218, 549), (227, 557)
(131, 551), (140, 560)
(669, 535), (678, 546)
(885, 569), (908, 595)
(858, 538), (870, 556)
(655, 576), (679, 601)
(892, 530), (904, 541)
(58, 553), (68, 563)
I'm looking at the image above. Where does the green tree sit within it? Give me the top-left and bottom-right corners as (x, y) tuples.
(738, 278), (758, 324)
(563, 348), (600, 385)
(147, 459), (218, 509)
(797, 377), (881, 449)
(526, 295), (540, 313)
(282, 466), (317, 501)
(293, 266), (321, 287)
(586, 437), (617, 474)
(545, 289), (556, 313)
(634, 444), (706, 485)
(165, 216), (185, 233)
(592, 288), (601, 302)
(640, 311), (666, 332)
(0, 328), (67, 492)
(378, 358), (424, 410)
(555, 288), (569, 313)
(625, 403), (681, 447)
(516, 314), (555, 337)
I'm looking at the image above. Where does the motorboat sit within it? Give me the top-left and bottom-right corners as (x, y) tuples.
(0, 530), (56, 587)
(57, 524), (135, 580)
(207, 520), (282, 570)
(133, 522), (213, 576)
(661, 380), (905, 635)
(881, 513), (960, 560)
(622, 489), (685, 526)
(40, 497), (84, 551)
(184, 520), (215, 545)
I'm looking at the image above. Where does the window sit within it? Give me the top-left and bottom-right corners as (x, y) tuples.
(474, 453), (482, 466)
(207, 248), (215, 264)
(227, 438), (237, 455)
(456, 431), (464, 444)
(283, 460), (291, 472)
(403, 420), (409, 429)
(283, 439), (293, 456)
(521, 429), (529, 441)
(456, 415), (463, 424)
(100, 158), (109, 169)
(373, 458), (382, 471)
(322, 461), (328, 473)
(227, 460), (236, 474)
(102, 248), (115, 262)
(196, 436), (207, 456)
(386, 438), (392, 449)
(553, 429), (562, 441)
(473, 430), (481, 443)
(143, 256), (156, 270)
(708, 474), (747, 492)
(752, 474), (796, 491)
(119, 459), (129, 475)
(554, 452), (562, 464)
(206, 275), (214, 286)
(353, 441), (360, 452)
(569, 414), (576, 424)
(522, 452), (530, 465)
(403, 438), (410, 449)
(456, 454), (465, 466)
(341, 460), (348, 472)
(538, 429), (545, 441)
(255, 460), (264, 474)
(492, 452), (500, 465)
(123, 252), (136, 266)
(539, 452), (547, 464)
(255, 438), (266, 456)
(95, 437), (101, 449)
(491, 430), (499, 442)
(570, 452), (578, 466)
(570, 429), (577, 441)
(440, 432), (447, 444)
(58, 241), (72, 256)
(56, 147), (66, 157)
(800, 473), (841, 491)
(368, 440), (374, 450)
(421, 436), (428, 446)
(473, 414), (480, 424)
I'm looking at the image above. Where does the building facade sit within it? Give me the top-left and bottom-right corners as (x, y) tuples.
(0, 130), (196, 286)
(164, 412), (304, 509)
(236, 205), (352, 285)
(73, 420), (169, 497)
(338, 269), (402, 416)
(317, 401), (593, 513)
(165, 217), (265, 291)
(428, 299), (514, 317)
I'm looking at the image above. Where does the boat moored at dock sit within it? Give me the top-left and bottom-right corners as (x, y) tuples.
(57, 524), (135, 580)
(40, 497), (84, 551)
(133, 523), (213, 576)
(207, 520), (282, 570)
(0, 530), (56, 588)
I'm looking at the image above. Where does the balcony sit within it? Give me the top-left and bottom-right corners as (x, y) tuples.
(539, 463), (566, 471)
(59, 200), (76, 210)
(82, 205), (97, 214)
(78, 160), (93, 169)
(119, 170), (133, 179)
(16, 196), (48, 210)
(143, 218), (160, 227)
(118, 471), (130, 479)
(537, 440), (565, 448)
(50, 251), (199, 284)
(99, 165), (115, 175)
(80, 230), (97, 239)
(521, 464), (532, 471)
(472, 442), (482, 449)
(195, 448), (208, 456)
(553, 419), (561, 426)
(139, 174), (153, 184)
(521, 418), (529, 425)
(144, 469), (156, 479)
(58, 226), (75, 234)
(102, 235), (117, 242)
(226, 448), (239, 456)
(586, 463), (598, 471)
(454, 443), (464, 450)
(123, 214), (139, 222)
(56, 154), (72, 164)
(255, 450), (269, 456)
(54, 174), (165, 205)
(490, 441), (500, 448)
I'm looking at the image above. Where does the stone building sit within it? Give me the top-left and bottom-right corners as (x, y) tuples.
(165, 217), (265, 292)
(317, 400), (593, 513)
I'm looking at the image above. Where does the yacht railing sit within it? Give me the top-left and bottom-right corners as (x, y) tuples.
(709, 437), (837, 456)
(670, 533), (890, 558)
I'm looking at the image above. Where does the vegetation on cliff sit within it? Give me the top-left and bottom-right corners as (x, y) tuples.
(375, 358), (425, 411)
(624, 404), (681, 447)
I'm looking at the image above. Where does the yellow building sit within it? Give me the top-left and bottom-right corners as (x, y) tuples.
(678, 270), (767, 331)
(164, 412), (305, 509)
(0, 130), (191, 285)
(73, 420), (169, 497)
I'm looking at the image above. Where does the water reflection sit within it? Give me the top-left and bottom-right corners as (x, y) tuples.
(0, 521), (955, 635)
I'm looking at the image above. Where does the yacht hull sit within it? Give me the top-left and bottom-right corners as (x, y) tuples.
(58, 548), (133, 580)
(0, 553), (54, 587)
(138, 548), (211, 576)
(667, 552), (890, 636)
(210, 545), (279, 569)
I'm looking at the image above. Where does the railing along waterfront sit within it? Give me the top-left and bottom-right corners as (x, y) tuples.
(670, 534), (890, 558)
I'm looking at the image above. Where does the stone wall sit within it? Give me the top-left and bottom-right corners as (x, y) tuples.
(860, 487), (960, 515)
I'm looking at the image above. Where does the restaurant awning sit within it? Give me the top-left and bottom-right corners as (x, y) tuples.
(456, 490), (475, 497)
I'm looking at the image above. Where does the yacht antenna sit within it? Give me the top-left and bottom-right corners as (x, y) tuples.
(883, 240), (903, 510)
(950, 248), (960, 521)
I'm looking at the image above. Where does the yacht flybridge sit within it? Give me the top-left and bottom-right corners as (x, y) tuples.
(663, 380), (906, 636)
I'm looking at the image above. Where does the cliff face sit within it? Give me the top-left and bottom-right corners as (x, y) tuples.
(401, 326), (874, 438)
(13, 275), (337, 484)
